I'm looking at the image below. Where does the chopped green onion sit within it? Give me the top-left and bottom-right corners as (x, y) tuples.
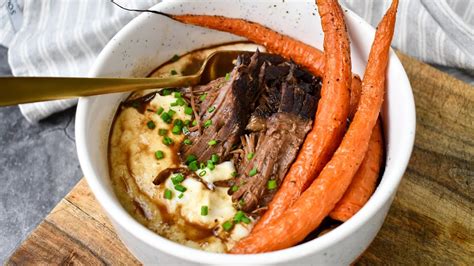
(147, 121), (156, 129)
(174, 119), (183, 127)
(186, 154), (197, 164)
(161, 89), (172, 96)
(164, 189), (172, 200)
(171, 54), (180, 62)
(192, 120), (198, 126)
(188, 161), (199, 171)
(170, 70), (178, 75)
(211, 154), (219, 163)
(204, 120), (212, 128)
(241, 216), (251, 224)
(178, 193), (184, 199)
(208, 139), (217, 146)
(160, 112), (172, 124)
(168, 109), (176, 116)
(184, 106), (193, 115)
(199, 170), (207, 177)
(171, 173), (185, 185)
(173, 92), (182, 98)
(170, 101), (178, 107)
(207, 160), (215, 171)
(183, 139), (192, 145)
(174, 98), (186, 106)
(201, 205), (209, 216)
(174, 184), (187, 192)
(208, 106), (216, 113)
(231, 171), (238, 177)
(231, 185), (239, 192)
(158, 129), (168, 136)
(267, 180), (277, 190)
(199, 93), (207, 101)
(162, 136), (173, 146)
(172, 125), (182, 135)
(225, 72), (231, 81)
(249, 167), (258, 177)
(247, 152), (255, 160)
(182, 126), (190, 135)
(155, 150), (164, 160)
(156, 107), (164, 115)
(239, 199), (245, 206)
(222, 220), (234, 231)
(184, 119), (191, 125)
(200, 162), (206, 169)
(233, 211), (245, 222)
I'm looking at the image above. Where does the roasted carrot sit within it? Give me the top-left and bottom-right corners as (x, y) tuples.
(231, 0), (399, 253)
(329, 119), (384, 221)
(169, 15), (325, 77)
(250, 0), (352, 233)
(329, 75), (384, 222)
(348, 75), (362, 119)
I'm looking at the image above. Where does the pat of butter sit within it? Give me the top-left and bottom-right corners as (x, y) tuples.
(161, 161), (237, 228)
(196, 161), (236, 184)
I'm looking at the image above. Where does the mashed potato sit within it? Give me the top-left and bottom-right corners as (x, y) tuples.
(109, 91), (252, 252)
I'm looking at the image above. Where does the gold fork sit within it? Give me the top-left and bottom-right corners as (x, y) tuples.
(0, 50), (245, 106)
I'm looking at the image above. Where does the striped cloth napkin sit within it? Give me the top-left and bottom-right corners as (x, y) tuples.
(1, 0), (473, 123)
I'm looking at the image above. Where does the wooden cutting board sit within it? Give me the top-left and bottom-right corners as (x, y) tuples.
(7, 53), (473, 265)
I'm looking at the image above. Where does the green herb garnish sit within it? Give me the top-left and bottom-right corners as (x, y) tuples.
(172, 125), (182, 135)
(162, 136), (173, 146)
(156, 107), (164, 115)
(161, 89), (172, 96)
(174, 184), (187, 192)
(249, 167), (258, 177)
(164, 189), (172, 200)
(158, 129), (168, 136)
(186, 154), (197, 164)
(171, 173), (185, 185)
(184, 106), (193, 115)
(211, 154), (219, 164)
(188, 161), (199, 171)
(222, 220), (234, 231)
(267, 180), (277, 190)
(204, 120), (212, 128)
(207, 160), (215, 171)
(146, 121), (156, 129)
(155, 150), (164, 160)
(171, 54), (180, 62)
(201, 205), (209, 216)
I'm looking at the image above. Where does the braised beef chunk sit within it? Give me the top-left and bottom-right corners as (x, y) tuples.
(180, 51), (267, 162)
(231, 53), (321, 212)
(180, 50), (322, 212)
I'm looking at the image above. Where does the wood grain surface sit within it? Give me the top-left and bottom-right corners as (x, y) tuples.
(7, 53), (473, 265)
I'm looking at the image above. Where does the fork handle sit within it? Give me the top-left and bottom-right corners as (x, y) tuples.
(0, 76), (199, 106)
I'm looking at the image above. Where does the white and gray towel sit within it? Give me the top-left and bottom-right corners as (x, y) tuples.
(1, 0), (473, 123)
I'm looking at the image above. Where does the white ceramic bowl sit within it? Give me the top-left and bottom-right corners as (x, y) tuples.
(76, 0), (416, 265)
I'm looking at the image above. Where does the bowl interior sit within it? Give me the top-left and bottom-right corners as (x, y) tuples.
(76, 0), (415, 264)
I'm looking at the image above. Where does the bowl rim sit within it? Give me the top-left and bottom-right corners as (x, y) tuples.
(76, 1), (416, 264)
